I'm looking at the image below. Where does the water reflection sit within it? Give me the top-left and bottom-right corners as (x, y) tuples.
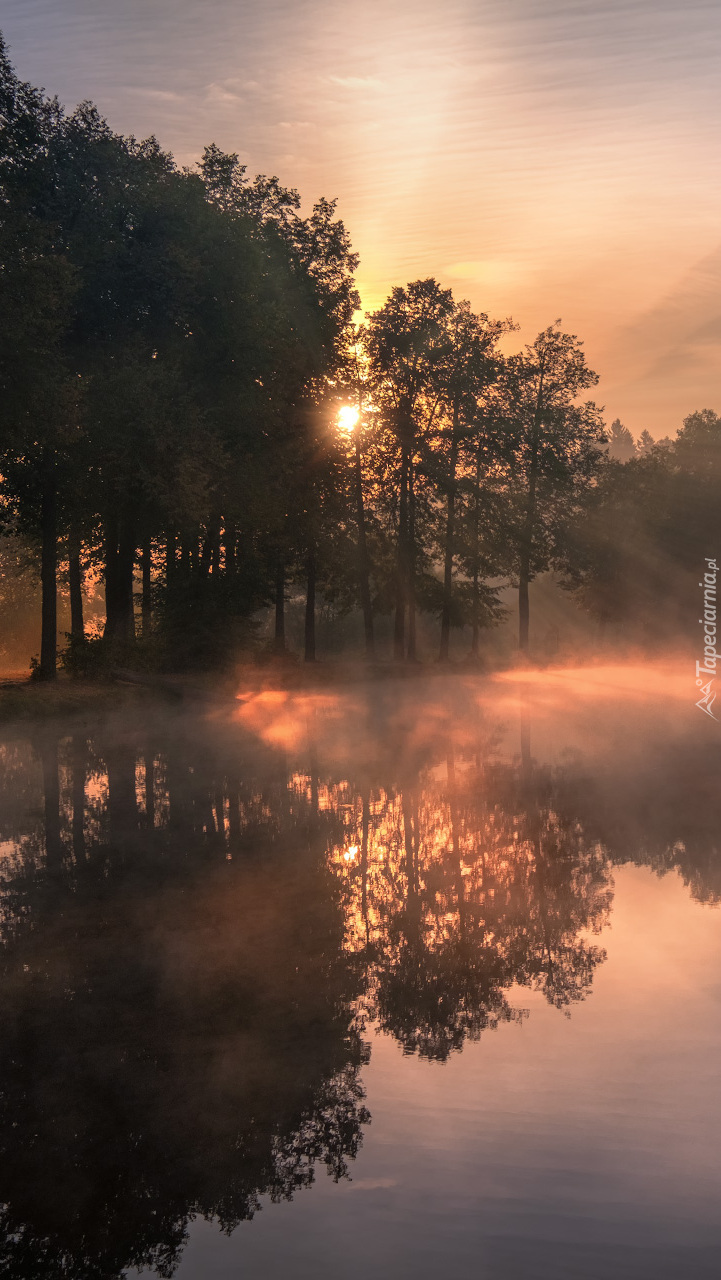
(0, 668), (718, 1276)
(0, 722), (368, 1278)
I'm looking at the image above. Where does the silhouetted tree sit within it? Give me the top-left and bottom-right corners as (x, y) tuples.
(607, 417), (636, 462)
(432, 301), (510, 660)
(493, 324), (605, 651)
(362, 279), (455, 660)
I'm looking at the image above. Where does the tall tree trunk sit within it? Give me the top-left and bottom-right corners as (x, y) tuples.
(214, 788), (226, 845)
(104, 513), (136, 646)
(518, 565), (530, 652)
(165, 532), (176, 590)
(197, 788), (216, 841)
(200, 532), (211, 581)
(224, 521), (236, 578)
(518, 366), (545, 654)
(227, 783), (241, 844)
(439, 400), (460, 662)
(103, 512), (120, 642)
(406, 456), (417, 662)
(471, 440), (482, 659)
(518, 452), (539, 653)
(39, 454), (58, 680)
(353, 436), (375, 659)
(68, 527), (84, 646)
(180, 535), (191, 582)
(211, 522), (220, 577)
(393, 443), (409, 660)
(144, 750), (155, 828)
(118, 519), (137, 643)
(199, 513), (220, 580)
(274, 558), (286, 653)
(141, 539), (152, 638)
(304, 546), (316, 662)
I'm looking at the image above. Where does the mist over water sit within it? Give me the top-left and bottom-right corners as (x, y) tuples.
(0, 663), (719, 1278)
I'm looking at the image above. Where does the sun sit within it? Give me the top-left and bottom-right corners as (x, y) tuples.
(338, 405), (360, 433)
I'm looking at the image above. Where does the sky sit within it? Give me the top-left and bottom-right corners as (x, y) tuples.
(3, 0), (720, 436)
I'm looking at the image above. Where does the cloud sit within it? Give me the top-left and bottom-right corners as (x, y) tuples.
(328, 75), (383, 90)
(126, 88), (182, 102)
(204, 82), (244, 105)
(445, 259), (524, 287)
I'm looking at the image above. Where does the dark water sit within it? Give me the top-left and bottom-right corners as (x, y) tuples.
(0, 665), (720, 1279)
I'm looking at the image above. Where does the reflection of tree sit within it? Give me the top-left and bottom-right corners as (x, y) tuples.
(369, 773), (520, 1060)
(506, 791), (612, 1011)
(0, 719), (368, 1280)
(554, 739), (721, 907)
(330, 748), (612, 1060)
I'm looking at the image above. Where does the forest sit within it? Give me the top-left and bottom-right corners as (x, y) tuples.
(1, 35), (719, 679)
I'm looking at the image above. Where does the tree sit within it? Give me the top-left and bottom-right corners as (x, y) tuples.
(432, 300), (510, 661)
(336, 337), (376, 658)
(564, 409), (721, 642)
(0, 37), (75, 678)
(362, 279), (455, 660)
(607, 418), (636, 462)
(195, 146), (360, 664)
(493, 324), (606, 652)
(453, 392), (512, 657)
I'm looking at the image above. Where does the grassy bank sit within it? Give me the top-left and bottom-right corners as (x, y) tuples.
(0, 676), (171, 725)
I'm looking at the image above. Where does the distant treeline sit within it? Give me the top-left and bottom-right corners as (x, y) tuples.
(0, 37), (718, 675)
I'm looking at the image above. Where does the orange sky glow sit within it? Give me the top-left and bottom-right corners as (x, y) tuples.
(4, 0), (720, 435)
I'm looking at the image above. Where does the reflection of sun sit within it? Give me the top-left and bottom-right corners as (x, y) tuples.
(338, 405), (359, 433)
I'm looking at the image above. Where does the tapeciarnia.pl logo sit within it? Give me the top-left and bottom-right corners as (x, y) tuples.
(696, 557), (718, 720)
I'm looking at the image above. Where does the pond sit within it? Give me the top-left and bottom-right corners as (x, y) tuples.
(0, 664), (719, 1279)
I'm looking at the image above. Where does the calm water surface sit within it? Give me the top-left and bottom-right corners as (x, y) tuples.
(0, 665), (719, 1279)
